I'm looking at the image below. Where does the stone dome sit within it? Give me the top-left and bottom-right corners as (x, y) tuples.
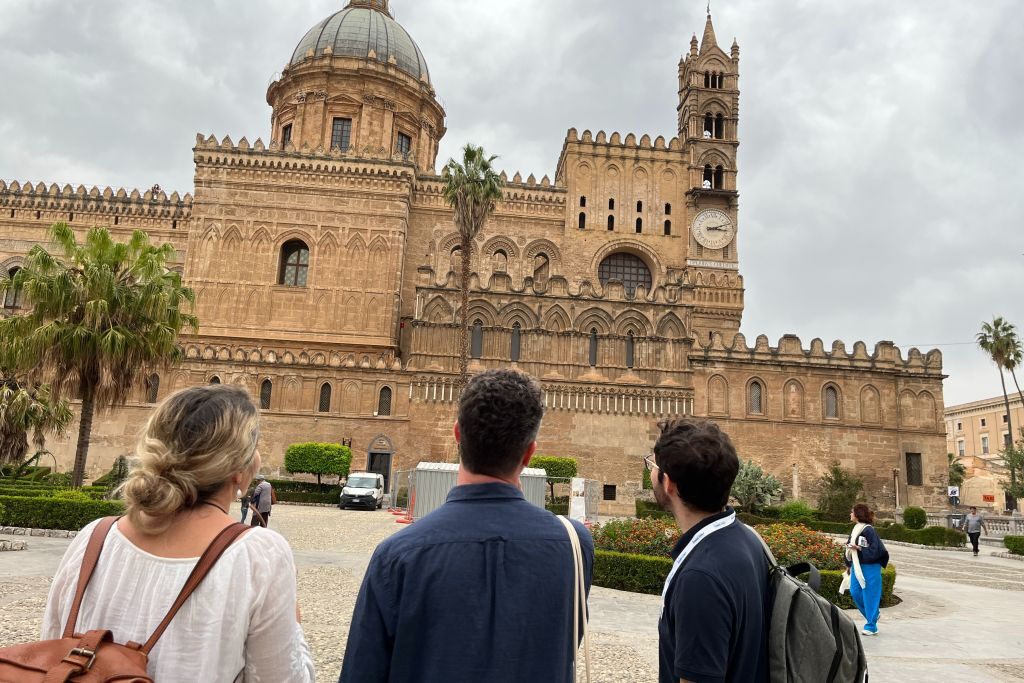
(289, 1), (430, 85)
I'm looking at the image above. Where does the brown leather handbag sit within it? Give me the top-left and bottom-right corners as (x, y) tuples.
(0, 516), (250, 682)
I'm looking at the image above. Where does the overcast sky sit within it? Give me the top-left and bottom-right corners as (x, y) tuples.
(1, 0), (1022, 407)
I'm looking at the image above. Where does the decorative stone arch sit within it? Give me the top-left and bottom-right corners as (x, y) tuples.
(707, 374), (729, 416)
(422, 295), (454, 324)
(524, 239), (562, 272)
(342, 380), (361, 415)
(375, 383), (395, 416)
(542, 304), (571, 332)
(602, 162), (621, 178)
(575, 307), (614, 335)
(917, 390), (937, 429)
(860, 384), (881, 424)
(459, 299), (499, 327)
(656, 313), (685, 338)
(696, 150), (733, 171)
(481, 235), (519, 260)
(438, 232), (465, 260)
(822, 382), (843, 420)
(275, 228), (316, 252)
(590, 239), (663, 290)
(783, 379), (805, 419)
(1, 255), (26, 271)
(613, 310), (652, 336)
(366, 433), (396, 491)
(746, 376), (768, 416)
(899, 389), (917, 428)
(345, 232), (368, 253)
(698, 95), (732, 115)
(498, 301), (538, 329)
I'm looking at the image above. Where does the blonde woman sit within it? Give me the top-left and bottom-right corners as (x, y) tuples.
(41, 385), (315, 682)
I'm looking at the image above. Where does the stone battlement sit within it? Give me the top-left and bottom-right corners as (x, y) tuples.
(696, 332), (943, 374)
(566, 127), (683, 151)
(0, 179), (192, 218)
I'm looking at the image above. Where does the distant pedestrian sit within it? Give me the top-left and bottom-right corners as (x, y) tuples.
(339, 369), (593, 683)
(648, 418), (770, 683)
(963, 506), (989, 556)
(250, 475), (273, 527)
(240, 484), (254, 524)
(843, 503), (890, 636)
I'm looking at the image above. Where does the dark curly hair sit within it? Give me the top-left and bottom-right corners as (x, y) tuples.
(654, 418), (739, 513)
(852, 503), (874, 524)
(457, 369), (544, 477)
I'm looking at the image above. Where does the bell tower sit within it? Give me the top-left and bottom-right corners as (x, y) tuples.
(678, 12), (744, 340)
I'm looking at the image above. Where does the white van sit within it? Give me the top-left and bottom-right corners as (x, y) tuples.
(340, 472), (385, 510)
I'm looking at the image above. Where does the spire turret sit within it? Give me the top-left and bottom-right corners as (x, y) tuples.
(690, 33), (699, 58)
(700, 13), (718, 54)
(346, 0), (389, 14)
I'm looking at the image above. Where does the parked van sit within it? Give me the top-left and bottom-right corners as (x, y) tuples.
(340, 472), (385, 510)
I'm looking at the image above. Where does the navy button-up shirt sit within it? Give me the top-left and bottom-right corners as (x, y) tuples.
(339, 482), (594, 683)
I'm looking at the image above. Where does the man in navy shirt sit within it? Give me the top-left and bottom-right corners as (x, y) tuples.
(647, 419), (770, 683)
(339, 369), (593, 683)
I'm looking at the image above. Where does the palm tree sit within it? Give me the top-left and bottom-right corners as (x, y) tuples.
(1004, 325), (1024, 407)
(0, 371), (73, 466)
(947, 452), (966, 488)
(978, 317), (1017, 501)
(441, 144), (504, 387)
(0, 223), (197, 486)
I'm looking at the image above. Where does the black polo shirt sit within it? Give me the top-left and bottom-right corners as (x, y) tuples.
(659, 508), (770, 683)
(339, 482), (594, 683)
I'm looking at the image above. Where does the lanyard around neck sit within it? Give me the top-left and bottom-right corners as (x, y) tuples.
(660, 511), (736, 616)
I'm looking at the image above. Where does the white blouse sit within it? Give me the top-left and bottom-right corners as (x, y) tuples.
(42, 519), (315, 683)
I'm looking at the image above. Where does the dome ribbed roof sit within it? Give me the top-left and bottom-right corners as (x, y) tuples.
(289, 3), (430, 84)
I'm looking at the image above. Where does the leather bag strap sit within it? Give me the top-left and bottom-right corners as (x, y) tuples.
(62, 516), (119, 639)
(141, 522), (250, 653)
(43, 630), (113, 683)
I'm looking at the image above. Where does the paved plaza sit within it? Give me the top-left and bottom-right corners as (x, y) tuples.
(2, 505), (1023, 681)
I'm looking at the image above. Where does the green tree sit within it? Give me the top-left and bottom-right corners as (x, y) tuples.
(0, 371), (73, 466)
(978, 317), (1018, 503)
(1004, 325), (1024, 406)
(817, 461), (864, 519)
(1000, 438), (1024, 504)
(284, 442), (352, 489)
(529, 455), (577, 502)
(730, 459), (782, 512)
(947, 452), (966, 488)
(0, 223), (197, 486)
(441, 144), (504, 387)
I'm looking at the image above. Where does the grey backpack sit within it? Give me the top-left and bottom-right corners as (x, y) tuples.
(748, 527), (869, 683)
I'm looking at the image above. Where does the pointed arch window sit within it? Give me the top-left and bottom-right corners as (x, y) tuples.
(145, 374), (160, 403)
(607, 215), (615, 231)
(281, 123), (292, 147)
(492, 249), (508, 273)
(510, 322), (521, 362)
(635, 218), (643, 234)
(714, 114), (724, 139)
(533, 253), (550, 283)
(704, 72), (711, 88)
(279, 240), (309, 286)
(598, 253), (652, 297)
(626, 331), (635, 369)
(578, 212), (586, 230)
(579, 195), (587, 207)
(665, 203), (671, 216)
(588, 328), (598, 367)
(703, 165), (713, 189)
(318, 383), (332, 413)
(3, 267), (23, 310)
(664, 220), (672, 236)
(377, 386), (392, 416)
(704, 114), (713, 137)
(209, 376), (221, 385)
(259, 379), (272, 409)
(825, 385), (840, 419)
(471, 319), (483, 359)
(748, 380), (764, 415)
(714, 165), (724, 189)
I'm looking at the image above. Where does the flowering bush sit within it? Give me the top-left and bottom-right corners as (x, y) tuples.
(592, 517), (680, 557)
(756, 523), (845, 570)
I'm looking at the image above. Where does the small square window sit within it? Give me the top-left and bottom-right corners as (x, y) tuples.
(980, 418), (986, 427)
(956, 421), (962, 431)
(1003, 414), (1009, 424)
(603, 484), (617, 501)
(281, 123), (292, 147)
(397, 132), (412, 158)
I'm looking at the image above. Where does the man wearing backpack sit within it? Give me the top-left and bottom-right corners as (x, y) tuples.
(647, 418), (770, 683)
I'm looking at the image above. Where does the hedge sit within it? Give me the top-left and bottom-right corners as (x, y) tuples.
(0, 495), (124, 530)
(593, 549), (898, 608)
(275, 490), (339, 505)
(266, 479), (341, 495)
(1005, 536), (1024, 555)
(877, 524), (965, 547)
(635, 499), (671, 519)
(545, 503), (569, 515)
(0, 486), (108, 500)
(738, 512), (853, 535)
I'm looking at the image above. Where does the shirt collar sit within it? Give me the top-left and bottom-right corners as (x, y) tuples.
(446, 482), (525, 503)
(670, 506), (735, 559)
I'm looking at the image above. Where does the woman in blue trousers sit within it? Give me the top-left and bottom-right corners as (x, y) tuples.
(845, 503), (889, 636)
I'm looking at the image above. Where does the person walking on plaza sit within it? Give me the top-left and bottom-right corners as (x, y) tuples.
(39, 385), (314, 681)
(250, 474), (273, 527)
(647, 418), (770, 683)
(339, 369), (594, 683)
(964, 506), (989, 556)
(239, 483), (254, 524)
(843, 503), (890, 636)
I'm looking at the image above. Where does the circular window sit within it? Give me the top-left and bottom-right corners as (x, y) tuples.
(598, 253), (652, 297)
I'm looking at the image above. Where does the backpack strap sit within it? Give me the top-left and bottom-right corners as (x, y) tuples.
(62, 516), (120, 639)
(140, 522), (250, 654)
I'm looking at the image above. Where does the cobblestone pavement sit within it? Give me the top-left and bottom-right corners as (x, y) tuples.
(3, 507), (1023, 682)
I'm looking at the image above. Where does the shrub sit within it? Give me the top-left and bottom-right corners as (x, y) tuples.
(778, 501), (817, 522)
(877, 523), (965, 547)
(92, 456), (131, 489)
(635, 499), (671, 519)
(642, 466), (652, 490)
(545, 502), (569, 515)
(817, 462), (863, 519)
(0, 486), (108, 501)
(0, 494), (124, 530)
(284, 443), (352, 489)
(805, 566), (898, 610)
(902, 506), (927, 530)
(44, 472), (74, 487)
(530, 456), (577, 501)
(592, 517), (679, 557)
(1004, 536), (1024, 555)
(592, 550), (672, 594)
(758, 506), (782, 519)
(756, 523), (845, 570)
(730, 459), (782, 512)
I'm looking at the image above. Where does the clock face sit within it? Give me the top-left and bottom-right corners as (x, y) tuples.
(692, 209), (735, 250)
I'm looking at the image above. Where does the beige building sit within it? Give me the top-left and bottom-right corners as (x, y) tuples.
(945, 394), (1023, 512)
(0, 3), (948, 512)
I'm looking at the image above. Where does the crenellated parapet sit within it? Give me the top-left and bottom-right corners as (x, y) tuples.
(0, 179), (192, 220)
(555, 127), (684, 184)
(412, 174), (565, 218)
(695, 332), (943, 375)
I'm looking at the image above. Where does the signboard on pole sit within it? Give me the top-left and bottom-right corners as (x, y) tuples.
(947, 486), (960, 498)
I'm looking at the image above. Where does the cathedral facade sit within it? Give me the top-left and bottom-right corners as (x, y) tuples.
(0, 2), (947, 512)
